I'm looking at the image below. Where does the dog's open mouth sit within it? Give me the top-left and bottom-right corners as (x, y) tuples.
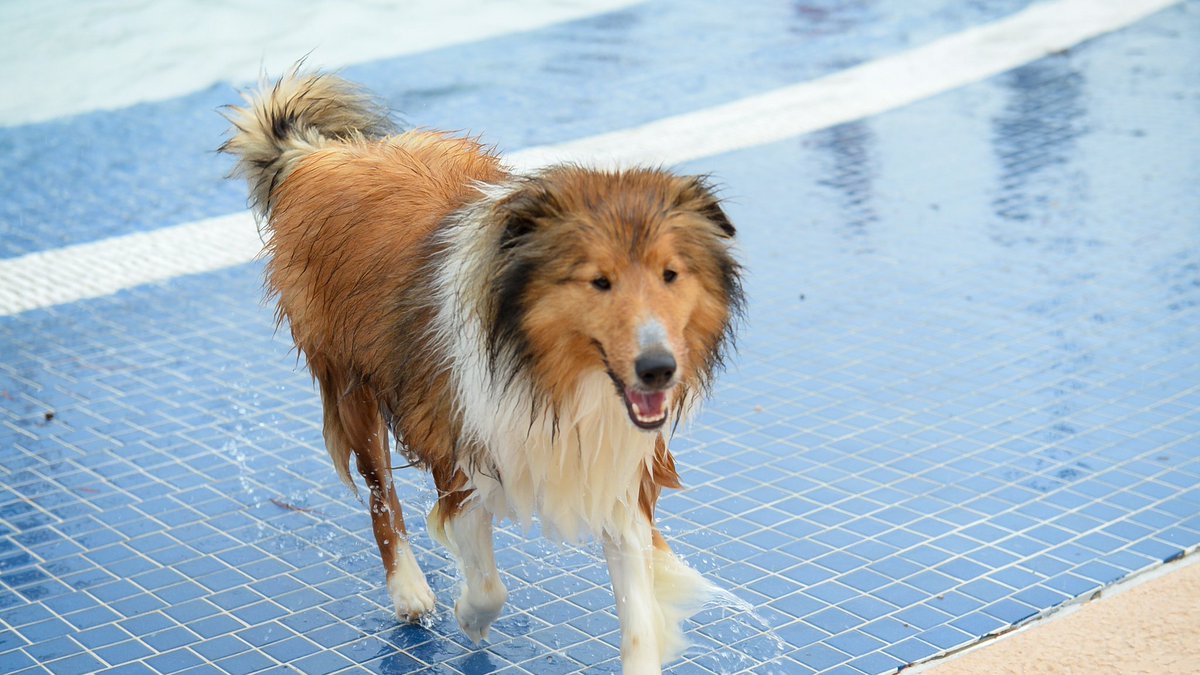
(622, 386), (669, 430)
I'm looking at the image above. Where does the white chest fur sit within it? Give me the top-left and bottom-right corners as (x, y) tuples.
(432, 206), (662, 542)
(463, 372), (658, 542)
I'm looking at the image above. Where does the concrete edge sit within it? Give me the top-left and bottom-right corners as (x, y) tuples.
(902, 544), (1200, 674)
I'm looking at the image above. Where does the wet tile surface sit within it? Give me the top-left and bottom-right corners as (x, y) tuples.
(0, 0), (1037, 258)
(2, 2), (1200, 674)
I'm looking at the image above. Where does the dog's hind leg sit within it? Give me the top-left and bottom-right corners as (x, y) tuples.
(428, 469), (506, 643)
(326, 379), (436, 621)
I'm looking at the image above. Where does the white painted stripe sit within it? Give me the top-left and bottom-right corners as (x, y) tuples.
(0, 0), (1178, 318)
(0, 0), (642, 127)
(0, 213), (261, 317)
(507, 0), (1179, 171)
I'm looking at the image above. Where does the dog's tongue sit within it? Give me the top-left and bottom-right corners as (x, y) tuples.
(626, 388), (667, 421)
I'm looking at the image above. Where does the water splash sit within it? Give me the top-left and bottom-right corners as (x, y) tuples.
(683, 586), (790, 674)
(222, 438), (262, 505)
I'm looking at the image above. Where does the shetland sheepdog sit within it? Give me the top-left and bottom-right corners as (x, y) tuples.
(221, 70), (743, 673)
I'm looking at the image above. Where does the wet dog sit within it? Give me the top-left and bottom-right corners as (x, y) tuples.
(221, 69), (743, 672)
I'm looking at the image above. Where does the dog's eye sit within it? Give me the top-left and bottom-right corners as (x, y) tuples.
(592, 276), (612, 291)
(663, 269), (678, 284)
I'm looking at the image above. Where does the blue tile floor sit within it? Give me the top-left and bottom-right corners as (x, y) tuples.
(2, 2), (1200, 674)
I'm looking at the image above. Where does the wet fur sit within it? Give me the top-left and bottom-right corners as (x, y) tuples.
(222, 69), (743, 671)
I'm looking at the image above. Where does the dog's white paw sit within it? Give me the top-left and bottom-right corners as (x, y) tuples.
(387, 566), (436, 621)
(455, 583), (507, 643)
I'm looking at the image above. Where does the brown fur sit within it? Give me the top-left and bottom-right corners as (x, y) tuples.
(640, 434), (683, 523)
(268, 132), (508, 552)
(269, 131), (506, 492)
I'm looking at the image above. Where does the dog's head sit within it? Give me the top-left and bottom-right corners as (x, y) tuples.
(485, 167), (743, 430)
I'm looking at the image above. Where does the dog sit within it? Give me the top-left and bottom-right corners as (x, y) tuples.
(221, 69), (743, 673)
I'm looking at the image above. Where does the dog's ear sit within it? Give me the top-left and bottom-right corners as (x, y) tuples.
(499, 211), (535, 250)
(495, 177), (561, 250)
(677, 176), (735, 238)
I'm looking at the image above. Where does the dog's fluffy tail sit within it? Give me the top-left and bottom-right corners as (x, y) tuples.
(220, 67), (393, 217)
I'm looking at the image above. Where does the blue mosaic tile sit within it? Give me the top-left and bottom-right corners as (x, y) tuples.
(24, 634), (82, 662)
(0, 650), (35, 671)
(290, 648), (357, 675)
(40, 593), (95, 617)
(789, 643), (848, 671)
(104, 663), (156, 675)
(144, 647), (205, 673)
(848, 651), (906, 675)
(1042, 573), (1097, 599)
(839, 596), (893, 624)
(177, 665), (224, 675)
(259, 634), (322, 663)
(190, 634), (250, 662)
(883, 637), (939, 664)
(15, 617), (72, 643)
(43, 652), (105, 674)
(61, 604), (120, 630)
(1011, 585), (1069, 611)
(824, 630), (885, 658)
(213, 649), (274, 673)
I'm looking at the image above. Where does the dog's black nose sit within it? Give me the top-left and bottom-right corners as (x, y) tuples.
(635, 352), (676, 389)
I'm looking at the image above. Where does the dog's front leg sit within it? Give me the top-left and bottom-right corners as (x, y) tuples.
(432, 503), (507, 643)
(604, 522), (665, 674)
